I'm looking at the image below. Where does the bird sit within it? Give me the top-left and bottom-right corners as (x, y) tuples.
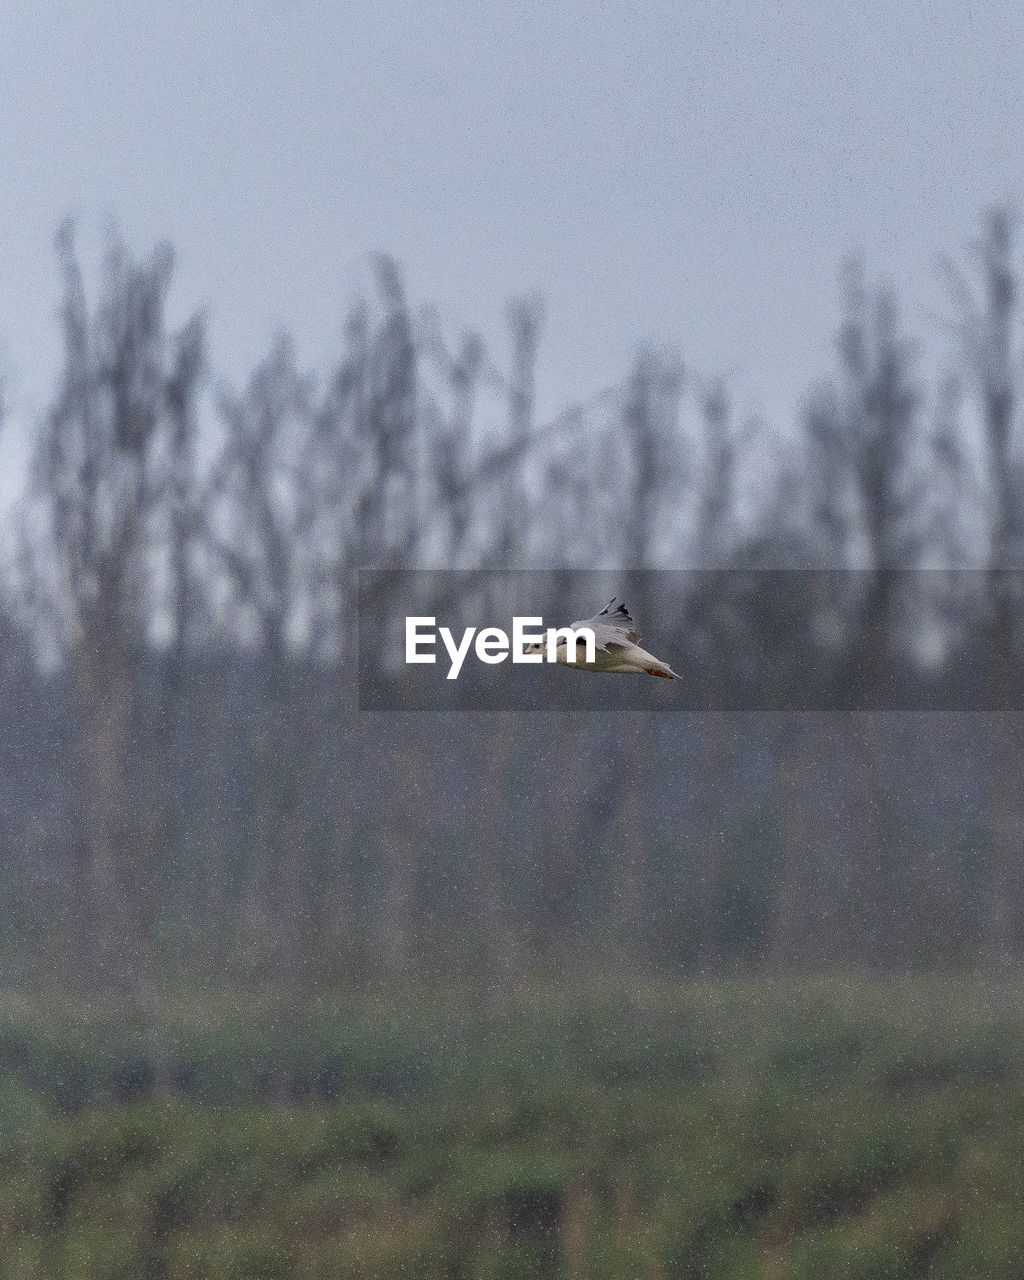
(524, 599), (681, 679)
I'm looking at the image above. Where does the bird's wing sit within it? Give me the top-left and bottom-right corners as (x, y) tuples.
(570, 598), (641, 651)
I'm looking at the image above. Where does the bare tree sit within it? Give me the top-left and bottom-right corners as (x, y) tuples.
(946, 208), (1024, 965)
(141, 313), (207, 935)
(209, 333), (321, 975)
(466, 299), (545, 987)
(688, 377), (740, 971)
(821, 262), (923, 966)
(23, 224), (202, 987)
(607, 352), (686, 960)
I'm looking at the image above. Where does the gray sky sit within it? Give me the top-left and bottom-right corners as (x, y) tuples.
(2, 0), (1023, 461)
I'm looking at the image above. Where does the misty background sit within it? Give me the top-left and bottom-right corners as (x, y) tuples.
(1, 3), (1024, 989)
(6, 6), (1024, 1279)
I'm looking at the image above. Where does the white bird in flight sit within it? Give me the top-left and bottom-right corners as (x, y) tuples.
(524, 599), (681, 679)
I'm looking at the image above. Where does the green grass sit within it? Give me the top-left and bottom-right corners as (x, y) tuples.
(1, 976), (1024, 1277)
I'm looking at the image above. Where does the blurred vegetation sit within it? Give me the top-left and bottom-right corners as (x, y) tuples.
(1, 977), (1024, 1278)
(2, 207), (1024, 986)
(4, 204), (1024, 1276)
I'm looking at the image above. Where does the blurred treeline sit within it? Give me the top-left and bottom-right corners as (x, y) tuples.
(2, 207), (1024, 990)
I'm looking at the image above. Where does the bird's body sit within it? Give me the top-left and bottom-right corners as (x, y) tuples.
(533, 600), (681, 679)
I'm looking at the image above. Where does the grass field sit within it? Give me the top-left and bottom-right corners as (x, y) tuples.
(1, 976), (1023, 1278)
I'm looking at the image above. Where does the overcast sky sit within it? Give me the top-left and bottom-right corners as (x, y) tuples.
(2, 0), (1023, 461)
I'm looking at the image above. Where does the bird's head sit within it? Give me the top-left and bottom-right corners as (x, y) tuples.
(521, 638), (545, 657)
